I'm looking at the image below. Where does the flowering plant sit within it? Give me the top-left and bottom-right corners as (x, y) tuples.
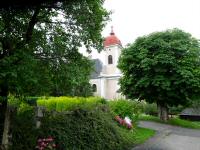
(115, 115), (133, 129)
(36, 136), (56, 150)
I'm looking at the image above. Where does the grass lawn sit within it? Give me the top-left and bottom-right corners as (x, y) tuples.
(134, 127), (156, 144)
(139, 115), (200, 129)
(118, 125), (156, 149)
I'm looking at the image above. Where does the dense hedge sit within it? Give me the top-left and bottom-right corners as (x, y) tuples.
(37, 96), (106, 111)
(143, 102), (158, 116)
(109, 99), (143, 122)
(142, 102), (185, 116)
(11, 97), (136, 150)
(39, 107), (132, 150)
(10, 104), (38, 150)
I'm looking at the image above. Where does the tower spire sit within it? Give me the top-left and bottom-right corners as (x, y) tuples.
(110, 26), (114, 35)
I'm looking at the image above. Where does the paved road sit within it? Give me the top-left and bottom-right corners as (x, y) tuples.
(132, 121), (200, 150)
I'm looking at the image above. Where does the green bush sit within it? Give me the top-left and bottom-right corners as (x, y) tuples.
(142, 102), (185, 116)
(25, 97), (40, 106)
(37, 96), (105, 111)
(39, 107), (132, 150)
(109, 99), (143, 122)
(11, 105), (134, 150)
(11, 97), (136, 150)
(143, 102), (158, 116)
(10, 104), (38, 150)
(189, 99), (200, 109)
(168, 105), (185, 115)
(8, 95), (40, 107)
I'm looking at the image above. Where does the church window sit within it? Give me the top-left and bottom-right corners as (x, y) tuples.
(108, 55), (113, 64)
(92, 84), (97, 92)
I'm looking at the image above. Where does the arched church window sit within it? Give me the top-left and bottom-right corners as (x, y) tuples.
(108, 55), (113, 64)
(92, 84), (97, 92)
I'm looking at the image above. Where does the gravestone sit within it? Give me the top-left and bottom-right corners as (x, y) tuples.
(35, 106), (45, 128)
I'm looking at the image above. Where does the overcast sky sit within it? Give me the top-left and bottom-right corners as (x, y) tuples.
(102, 0), (200, 46)
(81, 0), (200, 57)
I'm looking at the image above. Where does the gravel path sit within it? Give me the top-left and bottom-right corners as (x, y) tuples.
(132, 121), (200, 150)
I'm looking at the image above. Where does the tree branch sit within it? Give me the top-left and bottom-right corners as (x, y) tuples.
(25, 6), (41, 43)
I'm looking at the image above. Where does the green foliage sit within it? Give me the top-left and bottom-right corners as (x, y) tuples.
(168, 118), (200, 129)
(118, 28), (200, 107)
(37, 96), (106, 111)
(8, 95), (21, 107)
(142, 102), (185, 116)
(1, 2), (109, 143)
(10, 97), (158, 150)
(143, 103), (158, 116)
(0, 0), (109, 96)
(109, 99), (143, 122)
(116, 126), (155, 147)
(25, 97), (40, 106)
(8, 95), (40, 107)
(11, 104), (136, 150)
(139, 115), (163, 122)
(189, 98), (200, 109)
(168, 105), (185, 115)
(10, 105), (38, 150)
(49, 52), (94, 97)
(40, 108), (133, 150)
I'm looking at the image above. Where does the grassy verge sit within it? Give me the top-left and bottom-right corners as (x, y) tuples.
(118, 126), (155, 148)
(139, 115), (200, 129)
(134, 127), (156, 144)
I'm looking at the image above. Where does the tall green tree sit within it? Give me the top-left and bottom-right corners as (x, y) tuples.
(49, 49), (93, 97)
(0, 0), (109, 147)
(118, 29), (200, 121)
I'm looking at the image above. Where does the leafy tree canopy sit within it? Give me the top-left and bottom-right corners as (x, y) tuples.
(118, 28), (200, 109)
(0, 1), (109, 146)
(0, 0), (109, 96)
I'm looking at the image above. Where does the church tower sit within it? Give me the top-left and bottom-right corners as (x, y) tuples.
(102, 26), (122, 75)
(90, 27), (124, 99)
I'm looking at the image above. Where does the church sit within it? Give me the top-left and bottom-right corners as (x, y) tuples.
(90, 27), (124, 99)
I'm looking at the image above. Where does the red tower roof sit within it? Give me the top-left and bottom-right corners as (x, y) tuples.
(103, 26), (122, 47)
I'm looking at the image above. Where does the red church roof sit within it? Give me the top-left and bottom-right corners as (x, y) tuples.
(103, 27), (122, 47)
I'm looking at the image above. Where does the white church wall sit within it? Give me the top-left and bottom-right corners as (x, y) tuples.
(89, 79), (101, 97)
(105, 78), (124, 100)
(105, 79), (117, 99)
(88, 28), (124, 100)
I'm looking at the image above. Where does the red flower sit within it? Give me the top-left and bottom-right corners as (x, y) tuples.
(36, 136), (56, 150)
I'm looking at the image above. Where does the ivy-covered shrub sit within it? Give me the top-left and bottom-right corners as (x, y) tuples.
(10, 103), (38, 150)
(11, 97), (135, 150)
(109, 99), (143, 122)
(39, 107), (132, 150)
(37, 96), (106, 111)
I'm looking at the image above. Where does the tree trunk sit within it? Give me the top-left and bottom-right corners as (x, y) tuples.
(157, 103), (169, 121)
(0, 81), (9, 149)
(0, 101), (7, 146)
(1, 104), (11, 150)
